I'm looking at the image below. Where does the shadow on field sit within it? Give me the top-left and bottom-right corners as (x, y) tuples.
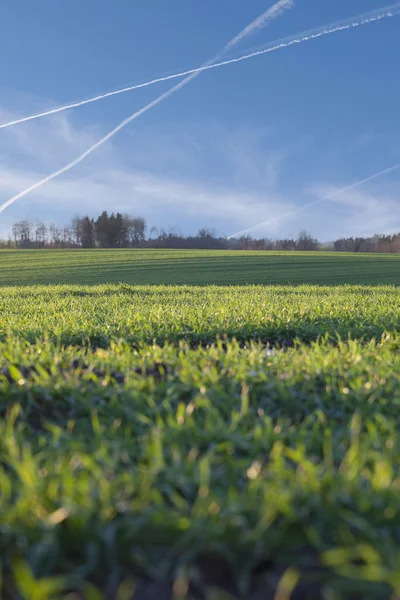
(5, 312), (400, 348)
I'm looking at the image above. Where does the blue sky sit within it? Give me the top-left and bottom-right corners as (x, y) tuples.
(1, 0), (400, 241)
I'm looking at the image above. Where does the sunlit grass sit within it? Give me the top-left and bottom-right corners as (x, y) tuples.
(0, 283), (399, 345)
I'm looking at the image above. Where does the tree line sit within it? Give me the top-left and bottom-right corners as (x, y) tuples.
(10, 213), (146, 249)
(3, 211), (400, 253)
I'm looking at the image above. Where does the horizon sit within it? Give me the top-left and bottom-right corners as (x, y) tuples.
(6, 211), (400, 251)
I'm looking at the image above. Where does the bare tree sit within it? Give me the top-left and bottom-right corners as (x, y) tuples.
(12, 222), (22, 246)
(124, 215), (147, 247)
(71, 216), (84, 246)
(12, 220), (33, 248)
(296, 231), (319, 251)
(48, 223), (63, 248)
(62, 226), (74, 247)
(35, 222), (47, 248)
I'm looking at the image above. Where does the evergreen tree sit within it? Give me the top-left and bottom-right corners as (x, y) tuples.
(115, 213), (128, 247)
(95, 211), (109, 248)
(81, 217), (94, 248)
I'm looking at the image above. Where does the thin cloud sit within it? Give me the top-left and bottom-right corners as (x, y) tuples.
(0, 110), (295, 237)
(0, 0), (295, 216)
(2, 106), (399, 243)
(229, 162), (400, 238)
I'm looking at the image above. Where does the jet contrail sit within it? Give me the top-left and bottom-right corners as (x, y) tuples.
(225, 0), (293, 51)
(228, 162), (400, 239)
(0, 0), (294, 215)
(1, 1), (399, 131)
(0, 1), (294, 132)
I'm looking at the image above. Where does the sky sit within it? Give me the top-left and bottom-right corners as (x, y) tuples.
(1, 0), (400, 241)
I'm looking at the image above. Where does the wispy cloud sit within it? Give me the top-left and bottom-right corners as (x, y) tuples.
(1, 104), (400, 242)
(4, 0), (400, 219)
(0, 163), (293, 239)
(228, 180), (400, 241)
(0, 107), (294, 237)
(0, 0), (297, 217)
(229, 161), (400, 238)
(310, 185), (400, 238)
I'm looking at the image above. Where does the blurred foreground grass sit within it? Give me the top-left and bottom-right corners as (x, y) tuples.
(1, 283), (400, 598)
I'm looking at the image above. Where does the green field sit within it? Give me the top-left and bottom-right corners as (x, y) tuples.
(2, 248), (400, 286)
(2, 251), (400, 599)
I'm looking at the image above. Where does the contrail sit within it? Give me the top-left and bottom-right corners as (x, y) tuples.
(0, 1), (294, 132)
(1, 1), (399, 131)
(0, 0), (294, 215)
(228, 162), (400, 239)
(225, 0), (293, 51)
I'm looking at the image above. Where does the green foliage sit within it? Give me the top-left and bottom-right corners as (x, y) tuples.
(0, 336), (400, 597)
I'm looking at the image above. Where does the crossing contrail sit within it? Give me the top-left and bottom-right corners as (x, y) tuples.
(0, 0), (295, 215)
(1, 1), (399, 131)
(0, 0), (293, 132)
(224, 0), (293, 51)
(228, 162), (400, 239)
